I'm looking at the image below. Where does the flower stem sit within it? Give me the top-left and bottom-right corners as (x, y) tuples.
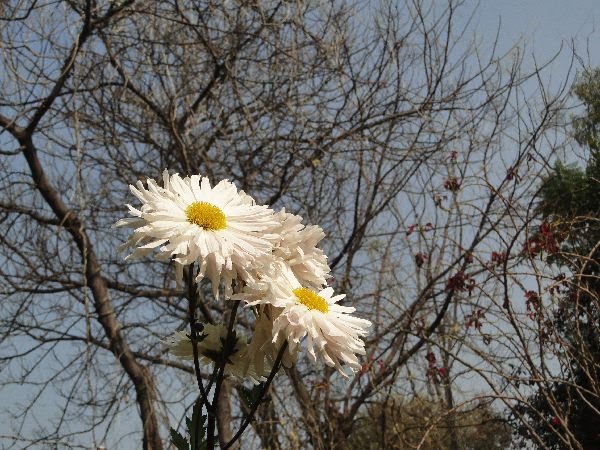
(186, 265), (212, 420)
(206, 291), (241, 449)
(223, 341), (289, 449)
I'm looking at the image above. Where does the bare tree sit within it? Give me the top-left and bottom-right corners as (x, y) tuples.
(0, 0), (576, 448)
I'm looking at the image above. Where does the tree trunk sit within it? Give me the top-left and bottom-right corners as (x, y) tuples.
(19, 134), (163, 450)
(217, 379), (238, 450)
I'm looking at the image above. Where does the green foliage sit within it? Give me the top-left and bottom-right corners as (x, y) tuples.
(238, 382), (266, 411)
(170, 428), (189, 450)
(538, 160), (600, 265)
(572, 68), (600, 151)
(170, 399), (208, 450)
(514, 69), (600, 449)
(539, 162), (588, 218)
(538, 71), (600, 264)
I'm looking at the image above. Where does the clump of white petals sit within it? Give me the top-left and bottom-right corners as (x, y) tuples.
(113, 170), (280, 297)
(246, 306), (297, 376)
(267, 209), (330, 289)
(241, 262), (371, 377)
(164, 324), (264, 383)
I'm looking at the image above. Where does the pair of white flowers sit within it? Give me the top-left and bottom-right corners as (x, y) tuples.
(115, 170), (371, 379)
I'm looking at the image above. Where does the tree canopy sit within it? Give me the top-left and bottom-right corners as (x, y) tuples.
(514, 70), (600, 450)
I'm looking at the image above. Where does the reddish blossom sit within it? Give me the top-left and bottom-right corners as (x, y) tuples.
(506, 166), (516, 180)
(522, 221), (565, 257)
(465, 308), (485, 330)
(425, 352), (436, 364)
(444, 177), (461, 192)
(445, 271), (476, 294)
(407, 223), (434, 235)
(491, 251), (507, 267)
(425, 352), (437, 381)
(425, 352), (445, 384)
(525, 290), (541, 320)
(464, 252), (474, 264)
(415, 252), (427, 268)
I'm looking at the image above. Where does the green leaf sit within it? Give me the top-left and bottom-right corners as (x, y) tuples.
(170, 427), (189, 450)
(239, 383), (265, 410)
(188, 399), (207, 450)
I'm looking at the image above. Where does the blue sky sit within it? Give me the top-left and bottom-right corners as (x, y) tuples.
(465, 0), (600, 168)
(472, 0), (600, 70)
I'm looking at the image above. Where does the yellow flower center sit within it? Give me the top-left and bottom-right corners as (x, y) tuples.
(185, 202), (227, 230)
(292, 287), (329, 313)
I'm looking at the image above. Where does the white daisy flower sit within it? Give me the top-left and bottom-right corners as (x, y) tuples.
(164, 324), (264, 383)
(267, 209), (330, 289)
(242, 262), (371, 377)
(114, 170), (280, 297)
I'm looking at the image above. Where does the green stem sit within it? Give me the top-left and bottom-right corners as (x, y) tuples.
(187, 264), (212, 449)
(206, 291), (241, 449)
(224, 341), (289, 449)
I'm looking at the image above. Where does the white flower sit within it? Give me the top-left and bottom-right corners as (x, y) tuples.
(246, 306), (297, 376)
(267, 209), (330, 289)
(114, 170), (280, 297)
(242, 262), (371, 377)
(164, 324), (264, 383)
